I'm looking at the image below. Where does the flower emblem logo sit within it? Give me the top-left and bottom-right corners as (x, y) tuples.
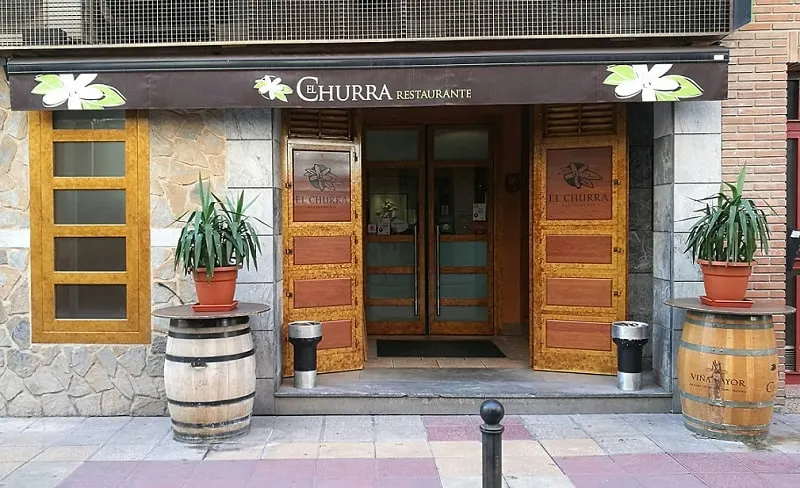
(560, 162), (602, 189)
(603, 64), (703, 102)
(254, 75), (293, 103)
(305, 163), (339, 191)
(31, 74), (126, 110)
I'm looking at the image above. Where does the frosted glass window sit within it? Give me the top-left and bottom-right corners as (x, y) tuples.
(367, 306), (416, 321)
(366, 242), (415, 267)
(55, 285), (126, 319)
(55, 238), (126, 271)
(367, 274), (415, 299)
(365, 129), (420, 162)
(54, 190), (126, 224)
(52, 111), (125, 129)
(54, 142), (126, 177)
(433, 128), (489, 160)
(436, 306), (488, 322)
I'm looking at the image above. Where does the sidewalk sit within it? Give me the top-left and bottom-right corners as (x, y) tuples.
(1, 413), (800, 487)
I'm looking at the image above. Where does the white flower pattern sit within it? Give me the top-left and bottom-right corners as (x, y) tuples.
(42, 74), (103, 109)
(613, 64), (679, 101)
(31, 73), (126, 110)
(254, 75), (293, 103)
(603, 64), (703, 102)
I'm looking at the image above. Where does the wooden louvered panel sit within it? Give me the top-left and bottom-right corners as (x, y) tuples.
(544, 104), (616, 138)
(288, 109), (352, 140)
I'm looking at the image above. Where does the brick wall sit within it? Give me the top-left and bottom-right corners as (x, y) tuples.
(723, 0), (800, 406)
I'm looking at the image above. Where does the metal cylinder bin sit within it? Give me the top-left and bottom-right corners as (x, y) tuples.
(611, 321), (650, 392)
(288, 321), (323, 389)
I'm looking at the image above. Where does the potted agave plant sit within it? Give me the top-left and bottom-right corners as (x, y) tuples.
(684, 166), (772, 306)
(174, 175), (263, 311)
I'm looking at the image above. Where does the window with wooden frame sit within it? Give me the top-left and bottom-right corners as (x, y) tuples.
(29, 110), (150, 344)
(787, 72), (799, 378)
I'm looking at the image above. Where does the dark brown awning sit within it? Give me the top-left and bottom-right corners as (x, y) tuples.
(6, 47), (729, 111)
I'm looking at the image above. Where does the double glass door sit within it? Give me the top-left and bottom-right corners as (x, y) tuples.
(364, 125), (493, 335)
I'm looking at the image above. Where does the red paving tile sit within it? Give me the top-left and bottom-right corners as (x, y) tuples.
(376, 458), (437, 478)
(554, 456), (626, 476)
(732, 452), (800, 474)
(569, 475), (643, 487)
(611, 454), (688, 475)
(316, 459), (377, 479)
(245, 479), (314, 488)
(313, 478), (378, 488)
(634, 474), (707, 488)
(250, 459), (317, 479)
(758, 473), (800, 488)
(694, 472), (768, 488)
(671, 452), (752, 473)
(65, 460), (140, 482)
(189, 460), (259, 480)
(426, 426), (479, 441)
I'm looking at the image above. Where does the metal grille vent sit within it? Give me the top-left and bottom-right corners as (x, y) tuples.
(288, 109), (352, 140)
(544, 104), (617, 138)
(1, 0), (732, 49)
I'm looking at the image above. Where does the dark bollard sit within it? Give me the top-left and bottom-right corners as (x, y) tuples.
(480, 399), (505, 488)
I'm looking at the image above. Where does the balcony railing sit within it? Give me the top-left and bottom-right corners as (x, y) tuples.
(1, 0), (736, 50)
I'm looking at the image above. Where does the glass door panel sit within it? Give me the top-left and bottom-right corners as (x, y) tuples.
(429, 163), (492, 335)
(365, 166), (423, 334)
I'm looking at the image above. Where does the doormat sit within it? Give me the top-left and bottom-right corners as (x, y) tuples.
(376, 340), (505, 358)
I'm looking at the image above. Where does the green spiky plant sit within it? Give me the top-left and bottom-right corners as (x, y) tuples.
(684, 166), (772, 264)
(174, 175), (264, 279)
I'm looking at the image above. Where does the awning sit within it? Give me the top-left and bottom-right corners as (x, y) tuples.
(5, 47), (729, 111)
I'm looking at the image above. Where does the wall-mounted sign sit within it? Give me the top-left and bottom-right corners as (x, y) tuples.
(546, 147), (613, 221)
(292, 150), (351, 222)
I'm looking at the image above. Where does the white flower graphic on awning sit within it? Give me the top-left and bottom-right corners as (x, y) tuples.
(603, 64), (703, 102)
(31, 73), (126, 110)
(254, 75), (294, 102)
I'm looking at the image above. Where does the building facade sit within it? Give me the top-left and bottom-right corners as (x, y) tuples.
(0, 0), (794, 416)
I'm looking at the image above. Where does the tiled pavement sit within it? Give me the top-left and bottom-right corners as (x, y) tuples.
(1, 413), (800, 487)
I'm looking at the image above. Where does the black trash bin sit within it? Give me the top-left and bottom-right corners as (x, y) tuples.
(288, 321), (323, 389)
(611, 321), (650, 391)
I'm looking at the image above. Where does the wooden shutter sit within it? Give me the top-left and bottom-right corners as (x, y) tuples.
(531, 104), (627, 375)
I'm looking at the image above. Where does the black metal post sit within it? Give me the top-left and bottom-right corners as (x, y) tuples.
(480, 399), (504, 488)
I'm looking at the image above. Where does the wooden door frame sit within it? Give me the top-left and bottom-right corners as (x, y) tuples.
(788, 73), (800, 381)
(361, 109), (502, 336)
(425, 123), (495, 335)
(362, 125), (426, 335)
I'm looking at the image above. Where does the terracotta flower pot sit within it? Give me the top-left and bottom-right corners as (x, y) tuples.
(698, 260), (753, 302)
(193, 266), (238, 306)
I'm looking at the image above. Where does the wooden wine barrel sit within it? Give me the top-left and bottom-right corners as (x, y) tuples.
(164, 316), (256, 443)
(677, 310), (778, 441)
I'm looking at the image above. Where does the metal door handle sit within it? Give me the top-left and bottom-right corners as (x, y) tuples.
(435, 225), (441, 317)
(413, 224), (419, 317)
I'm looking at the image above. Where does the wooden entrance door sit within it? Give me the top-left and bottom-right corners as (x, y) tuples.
(282, 139), (365, 375)
(364, 125), (494, 335)
(531, 105), (628, 375)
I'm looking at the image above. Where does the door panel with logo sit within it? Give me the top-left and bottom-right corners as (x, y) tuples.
(532, 105), (627, 375)
(283, 141), (365, 375)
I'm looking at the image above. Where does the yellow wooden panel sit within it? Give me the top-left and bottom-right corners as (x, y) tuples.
(282, 113), (366, 376)
(30, 111), (150, 345)
(531, 104), (627, 375)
